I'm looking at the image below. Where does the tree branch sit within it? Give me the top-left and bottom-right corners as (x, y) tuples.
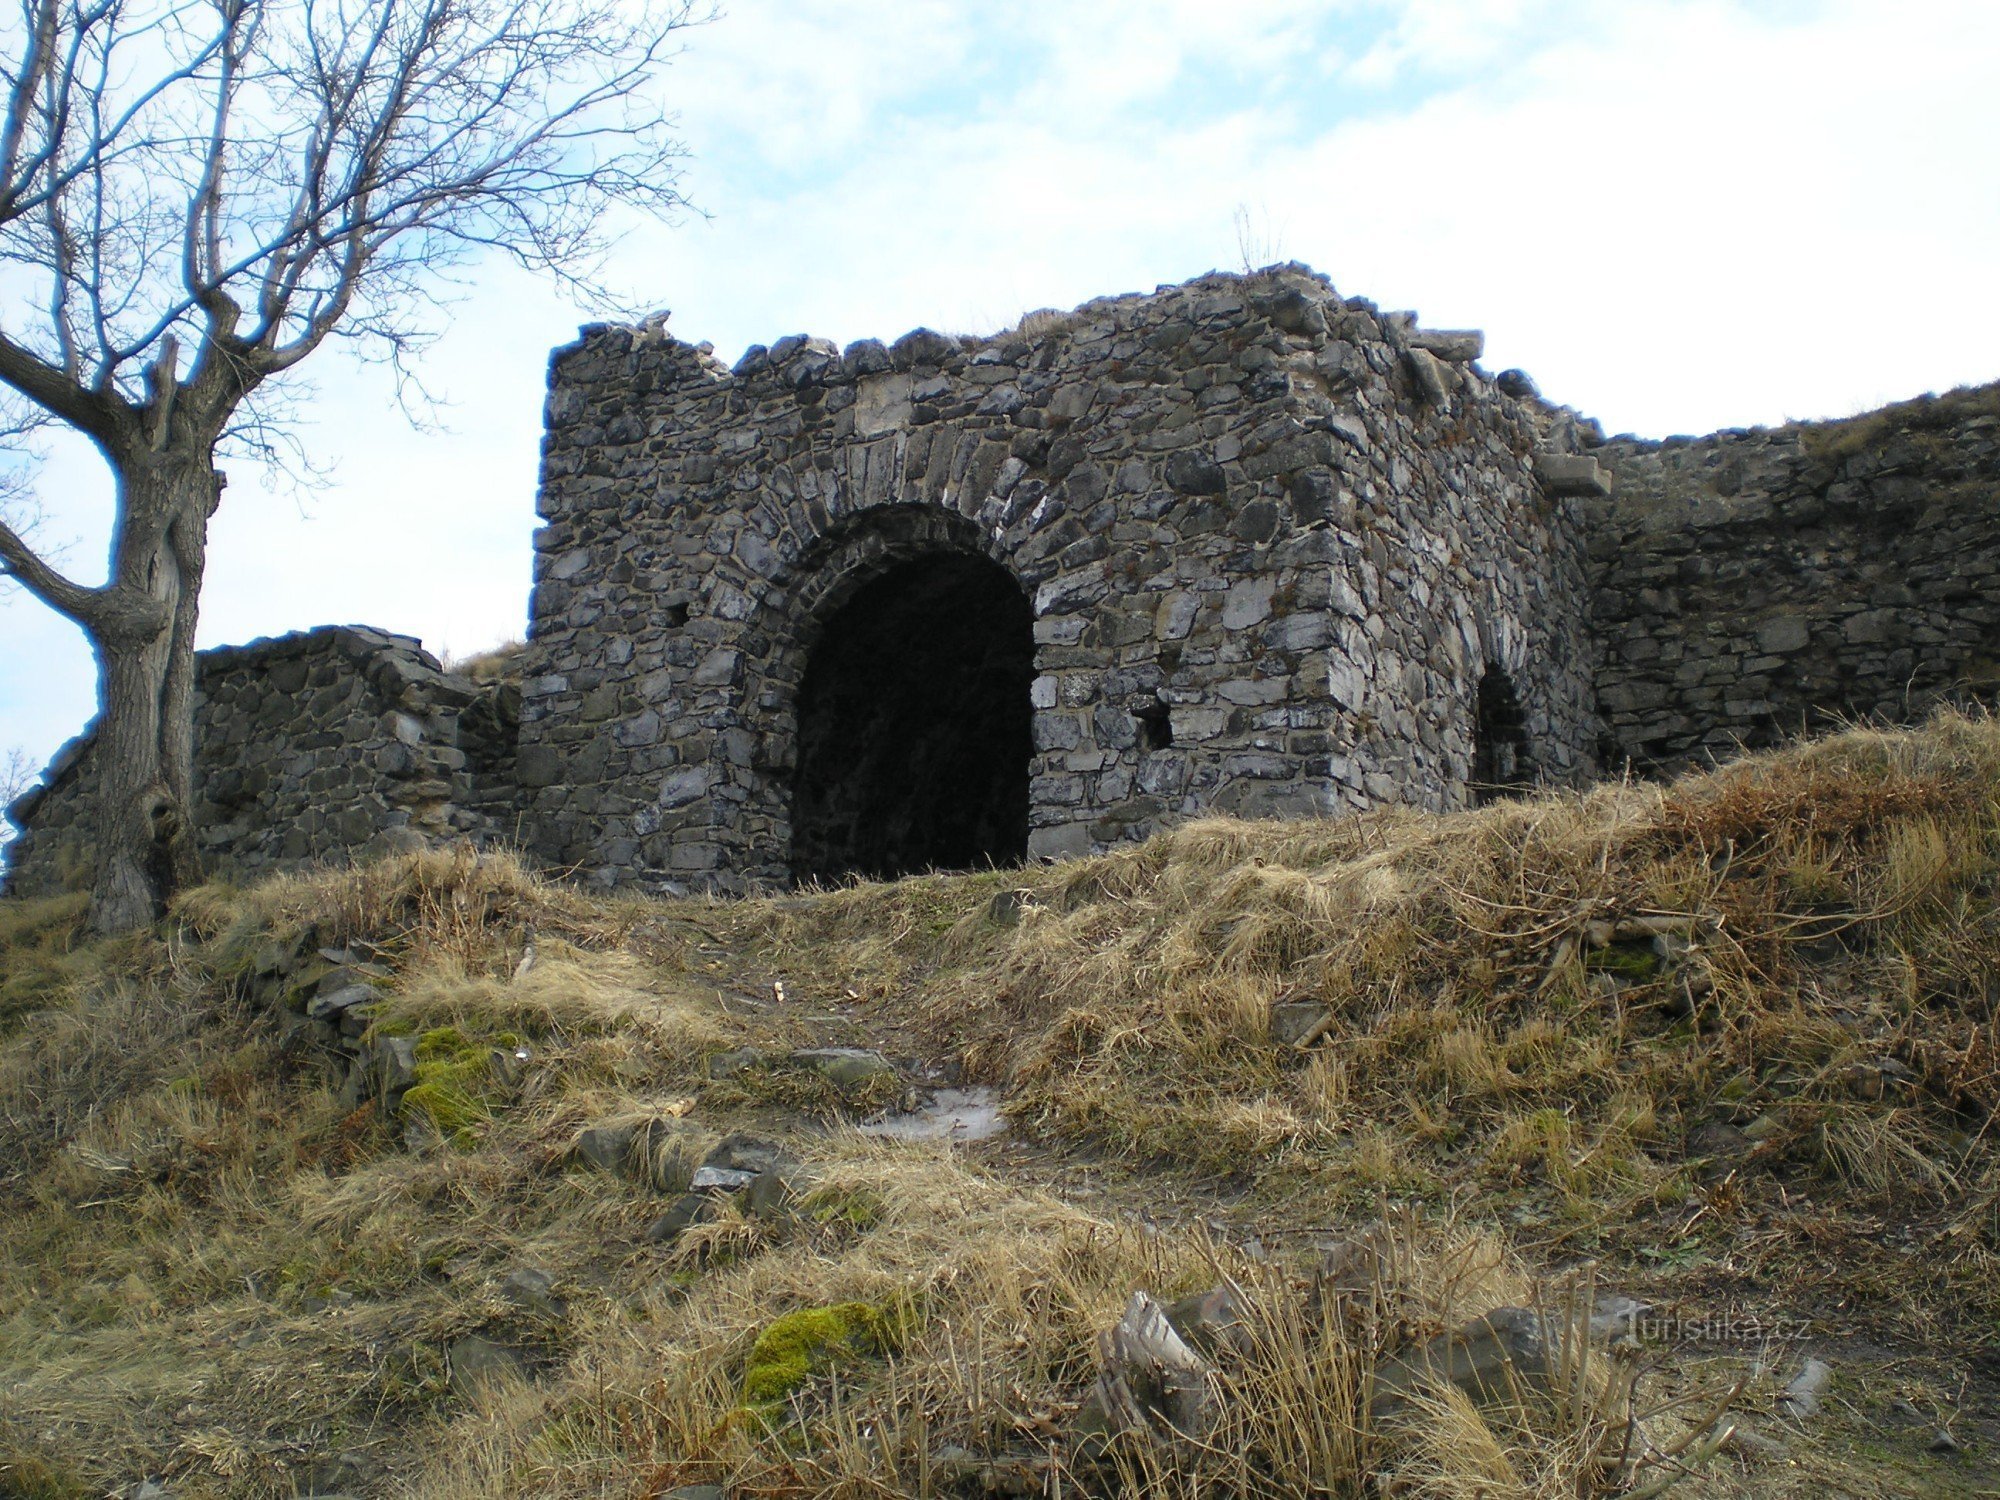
(0, 325), (128, 444)
(0, 506), (102, 623)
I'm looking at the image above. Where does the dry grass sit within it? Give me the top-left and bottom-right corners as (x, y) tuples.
(1801, 381), (2000, 465)
(749, 712), (2000, 1308)
(442, 639), (529, 683)
(2, 717), (1999, 1494)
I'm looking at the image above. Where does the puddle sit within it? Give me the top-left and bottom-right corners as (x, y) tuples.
(857, 1087), (1008, 1143)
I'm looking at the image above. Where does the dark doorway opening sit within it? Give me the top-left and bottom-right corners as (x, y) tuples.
(791, 552), (1034, 884)
(1471, 666), (1537, 805)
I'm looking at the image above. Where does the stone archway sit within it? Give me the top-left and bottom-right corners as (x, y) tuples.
(789, 548), (1034, 884)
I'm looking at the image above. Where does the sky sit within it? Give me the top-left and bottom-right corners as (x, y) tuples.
(3, 0), (1998, 798)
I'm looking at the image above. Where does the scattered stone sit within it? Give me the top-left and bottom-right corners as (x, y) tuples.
(1684, 1120), (1753, 1182)
(702, 1134), (796, 1177)
(499, 1267), (567, 1320)
(448, 1334), (528, 1395)
(743, 1165), (803, 1223)
(789, 1047), (897, 1096)
(1371, 1307), (1553, 1417)
(1722, 1423), (1789, 1461)
(645, 1192), (719, 1245)
(1777, 1357), (1832, 1419)
(706, 1045), (772, 1079)
(690, 1165), (759, 1192)
(1316, 1232), (1388, 1294)
(573, 1117), (706, 1192)
(1269, 1000), (1329, 1046)
(575, 1124), (636, 1174)
(374, 1035), (417, 1109)
(1408, 328), (1483, 362)
(1075, 1291), (1215, 1452)
(1588, 1293), (1652, 1340)
(487, 1040), (532, 1088)
(1403, 346), (1450, 406)
(1930, 1428), (1963, 1454)
(308, 983), (377, 1022)
(986, 887), (1035, 925)
(1741, 1110), (1788, 1143)
(1534, 451), (1612, 497)
(662, 1488), (725, 1500)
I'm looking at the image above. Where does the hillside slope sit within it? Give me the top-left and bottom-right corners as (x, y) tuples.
(4, 716), (2000, 1498)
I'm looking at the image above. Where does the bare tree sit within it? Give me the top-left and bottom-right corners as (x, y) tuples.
(0, 0), (704, 932)
(0, 743), (36, 842)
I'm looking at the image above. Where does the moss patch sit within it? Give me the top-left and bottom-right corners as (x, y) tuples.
(1583, 941), (1661, 983)
(741, 1301), (896, 1411)
(398, 1025), (519, 1143)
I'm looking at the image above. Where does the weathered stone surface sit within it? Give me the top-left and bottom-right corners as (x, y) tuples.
(1075, 1290), (1215, 1450)
(575, 1124), (635, 1175)
(4, 627), (518, 897)
(1409, 328), (1483, 362)
(1778, 1357), (1834, 1419)
(789, 1046), (897, 1095)
(1592, 393), (2000, 776)
(499, 1267), (567, 1320)
(573, 1117), (706, 1193)
(689, 1165), (759, 1191)
(1370, 1307), (1552, 1416)
(1269, 1000), (1329, 1046)
(11, 266), (1985, 904)
(1535, 452), (1612, 497)
(644, 1191), (718, 1244)
(1403, 346), (1450, 405)
(515, 266), (1602, 896)
(448, 1334), (528, 1394)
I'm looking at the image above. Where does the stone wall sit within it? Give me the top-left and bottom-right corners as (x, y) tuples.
(2, 627), (514, 898)
(15, 268), (1983, 906)
(523, 265), (1603, 894)
(1590, 385), (2000, 773)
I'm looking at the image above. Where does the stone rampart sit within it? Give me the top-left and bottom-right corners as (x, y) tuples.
(3, 627), (514, 897)
(1590, 385), (2000, 772)
(9, 267), (1990, 903)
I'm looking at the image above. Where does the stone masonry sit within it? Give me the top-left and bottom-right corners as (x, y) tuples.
(521, 265), (1601, 893)
(1587, 385), (2000, 772)
(5, 265), (1994, 900)
(3, 627), (514, 899)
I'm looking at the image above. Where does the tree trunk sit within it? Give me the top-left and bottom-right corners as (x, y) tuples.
(87, 457), (214, 935)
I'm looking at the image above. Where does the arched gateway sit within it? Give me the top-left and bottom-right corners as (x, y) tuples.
(518, 267), (1602, 894)
(785, 522), (1033, 883)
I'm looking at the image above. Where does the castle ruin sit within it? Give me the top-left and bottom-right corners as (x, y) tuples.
(8, 265), (1998, 898)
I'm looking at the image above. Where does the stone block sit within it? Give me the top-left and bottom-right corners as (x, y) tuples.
(1534, 452), (1611, 497)
(1754, 615), (1811, 654)
(1404, 346), (1450, 405)
(1409, 329), (1484, 362)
